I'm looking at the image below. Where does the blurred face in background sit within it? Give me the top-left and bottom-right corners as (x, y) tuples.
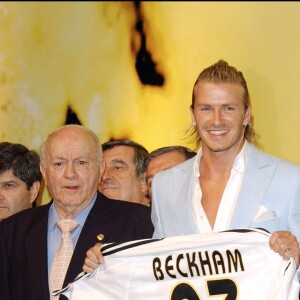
(99, 146), (148, 205)
(146, 151), (187, 200)
(0, 170), (39, 221)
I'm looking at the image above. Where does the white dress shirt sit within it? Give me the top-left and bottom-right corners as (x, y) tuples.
(193, 141), (249, 233)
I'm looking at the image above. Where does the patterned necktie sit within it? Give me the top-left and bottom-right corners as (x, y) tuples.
(49, 219), (79, 297)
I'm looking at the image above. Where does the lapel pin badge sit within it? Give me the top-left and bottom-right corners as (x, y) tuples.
(97, 233), (104, 241)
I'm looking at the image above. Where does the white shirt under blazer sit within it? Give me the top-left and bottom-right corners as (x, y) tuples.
(151, 143), (300, 242)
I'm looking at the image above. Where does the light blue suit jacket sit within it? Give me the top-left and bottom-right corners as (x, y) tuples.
(151, 144), (300, 241)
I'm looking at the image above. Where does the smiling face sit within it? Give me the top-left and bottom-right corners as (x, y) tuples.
(40, 126), (103, 218)
(191, 81), (250, 156)
(0, 170), (39, 221)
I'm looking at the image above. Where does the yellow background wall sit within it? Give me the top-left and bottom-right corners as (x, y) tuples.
(1, 2), (300, 203)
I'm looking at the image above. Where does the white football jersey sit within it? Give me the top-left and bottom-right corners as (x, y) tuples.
(55, 228), (299, 300)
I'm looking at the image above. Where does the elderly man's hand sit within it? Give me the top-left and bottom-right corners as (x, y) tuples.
(83, 243), (104, 273)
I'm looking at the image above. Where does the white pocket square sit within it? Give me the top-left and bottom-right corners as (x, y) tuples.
(253, 205), (276, 222)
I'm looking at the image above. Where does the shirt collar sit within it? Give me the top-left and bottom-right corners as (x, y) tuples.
(233, 141), (248, 174)
(48, 193), (97, 231)
(193, 141), (249, 177)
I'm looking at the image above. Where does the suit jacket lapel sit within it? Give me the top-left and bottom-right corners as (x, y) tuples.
(64, 195), (103, 286)
(173, 158), (199, 235)
(230, 145), (276, 229)
(25, 203), (51, 298)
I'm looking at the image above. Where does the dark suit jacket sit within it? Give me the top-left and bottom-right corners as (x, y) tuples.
(0, 192), (154, 300)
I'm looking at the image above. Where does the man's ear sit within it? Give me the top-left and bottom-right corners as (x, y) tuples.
(29, 181), (41, 204)
(99, 160), (105, 183)
(40, 164), (47, 186)
(190, 106), (196, 125)
(139, 173), (148, 194)
(100, 160), (105, 174)
(244, 105), (251, 125)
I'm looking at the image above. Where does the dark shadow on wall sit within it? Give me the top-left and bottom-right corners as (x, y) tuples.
(134, 1), (164, 86)
(65, 106), (82, 125)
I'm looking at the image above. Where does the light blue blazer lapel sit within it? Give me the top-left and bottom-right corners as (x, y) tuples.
(173, 157), (199, 235)
(230, 145), (276, 229)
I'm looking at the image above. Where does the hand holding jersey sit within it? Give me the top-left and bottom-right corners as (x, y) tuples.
(269, 231), (300, 267)
(83, 243), (104, 273)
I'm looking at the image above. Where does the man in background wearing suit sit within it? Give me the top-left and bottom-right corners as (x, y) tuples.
(0, 124), (153, 300)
